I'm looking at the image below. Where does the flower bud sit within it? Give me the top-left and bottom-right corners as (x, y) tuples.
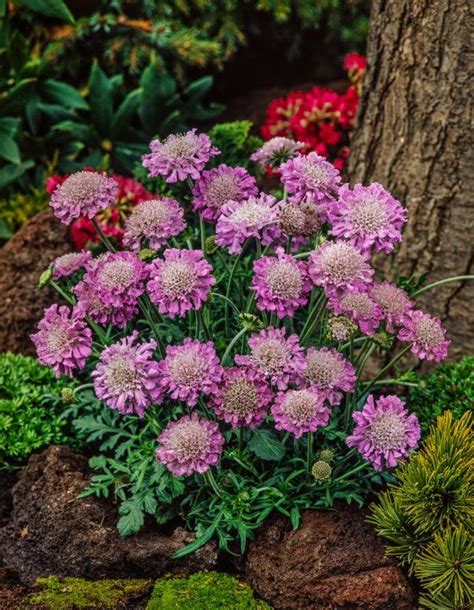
(205, 235), (218, 255)
(319, 449), (335, 464)
(312, 460), (332, 481)
(61, 387), (76, 404)
(371, 331), (394, 350)
(326, 316), (357, 342)
(139, 248), (155, 261)
(239, 313), (264, 331)
(38, 266), (53, 289)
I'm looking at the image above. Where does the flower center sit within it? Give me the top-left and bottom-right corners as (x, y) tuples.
(61, 172), (104, 203)
(372, 285), (408, 315)
(168, 350), (207, 387)
(341, 293), (373, 316)
(161, 134), (199, 159)
(230, 202), (271, 225)
(105, 355), (137, 394)
(168, 422), (209, 459)
(369, 413), (407, 451)
(206, 174), (241, 209)
(283, 391), (317, 423)
(280, 205), (307, 235)
(222, 378), (259, 416)
(139, 200), (172, 227)
(46, 323), (70, 357)
(267, 261), (303, 300)
(160, 261), (196, 298)
(320, 243), (365, 282)
(99, 260), (136, 290)
(252, 339), (289, 374)
(350, 197), (389, 232)
(416, 317), (444, 348)
(305, 352), (344, 386)
(302, 159), (331, 188)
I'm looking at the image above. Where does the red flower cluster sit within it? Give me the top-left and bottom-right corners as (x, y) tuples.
(260, 53), (366, 170)
(46, 171), (155, 249)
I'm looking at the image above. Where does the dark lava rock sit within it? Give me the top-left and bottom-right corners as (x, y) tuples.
(0, 566), (26, 610)
(0, 446), (217, 585)
(0, 209), (71, 356)
(245, 508), (416, 610)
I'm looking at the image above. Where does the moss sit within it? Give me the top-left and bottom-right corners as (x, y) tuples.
(147, 572), (271, 610)
(26, 576), (151, 609)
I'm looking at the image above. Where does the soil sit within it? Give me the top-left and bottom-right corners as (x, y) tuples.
(0, 209), (72, 357)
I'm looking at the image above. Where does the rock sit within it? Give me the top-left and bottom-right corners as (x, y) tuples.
(0, 446), (217, 585)
(245, 508), (416, 610)
(0, 209), (71, 356)
(0, 566), (26, 610)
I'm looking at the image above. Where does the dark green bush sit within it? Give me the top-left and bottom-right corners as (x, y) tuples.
(0, 352), (76, 467)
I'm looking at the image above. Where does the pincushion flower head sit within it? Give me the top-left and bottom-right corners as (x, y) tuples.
(272, 388), (330, 438)
(147, 248), (215, 318)
(211, 367), (273, 428)
(50, 171), (117, 224)
(329, 288), (384, 336)
(398, 309), (450, 362)
(142, 129), (219, 183)
(370, 281), (413, 332)
(251, 137), (304, 168)
(252, 248), (312, 318)
(279, 198), (322, 243)
(52, 251), (92, 280)
(279, 152), (341, 205)
(329, 183), (407, 254)
(308, 240), (374, 296)
(92, 331), (162, 417)
(31, 304), (92, 378)
(235, 327), (306, 390)
(303, 347), (356, 406)
(158, 338), (224, 407)
(346, 394), (420, 470)
(156, 413), (224, 476)
(215, 193), (282, 255)
(192, 164), (258, 222)
(123, 198), (186, 251)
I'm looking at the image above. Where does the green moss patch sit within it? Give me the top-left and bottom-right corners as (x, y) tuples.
(26, 576), (151, 609)
(147, 572), (271, 610)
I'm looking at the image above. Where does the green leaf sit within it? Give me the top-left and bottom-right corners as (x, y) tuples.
(0, 161), (34, 190)
(0, 78), (37, 115)
(40, 79), (88, 110)
(183, 76), (213, 104)
(0, 117), (20, 138)
(88, 61), (113, 138)
(139, 65), (176, 135)
(117, 499), (145, 537)
(290, 506), (300, 529)
(111, 89), (141, 137)
(0, 135), (20, 164)
(16, 0), (74, 23)
(173, 514), (222, 559)
(0, 219), (12, 240)
(248, 429), (285, 461)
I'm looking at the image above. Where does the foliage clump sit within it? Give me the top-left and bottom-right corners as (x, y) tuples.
(369, 411), (474, 609)
(0, 353), (74, 468)
(26, 576), (150, 609)
(146, 572), (270, 610)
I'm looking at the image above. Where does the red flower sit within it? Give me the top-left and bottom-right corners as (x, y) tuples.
(343, 53), (367, 74)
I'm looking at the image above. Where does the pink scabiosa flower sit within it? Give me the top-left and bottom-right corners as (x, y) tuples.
(215, 193), (282, 255)
(329, 183), (407, 254)
(272, 388), (330, 438)
(346, 395), (420, 470)
(92, 331), (162, 418)
(211, 367), (273, 428)
(158, 338), (224, 407)
(303, 347), (356, 406)
(398, 309), (450, 362)
(251, 137), (304, 169)
(308, 240), (374, 297)
(50, 171), (117, 224)
(235, 327), (306, 390)
(142, 130), (219, 183)
(279, 152), (341, 204)
(52, 251), (92, 280)
(279, 198), (323, 250)
(147, 248), (215, 318)
(123, 198), (186, 251)
(192, 164), (258, 222)
(329, 288), (383, 336)
(74, 279), (139, 328)
(31, 304), (92, 378)
(252, 248), (312, 318)
(370, 281), (413, 333)
(156, 413), (224, 476)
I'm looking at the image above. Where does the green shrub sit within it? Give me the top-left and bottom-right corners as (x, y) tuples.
(208, 121), (263, 171)
(0, 187), (49, 238)
(407, 356), (473, 433)
(369, 412), (473, 609)
(147, 572), (271, 610)
(0, 352), (76, 468)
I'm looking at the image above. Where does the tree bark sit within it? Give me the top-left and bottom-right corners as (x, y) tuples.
(347, 0), (473, 359)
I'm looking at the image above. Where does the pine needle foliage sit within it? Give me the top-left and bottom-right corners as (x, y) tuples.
(369, 411), (474, 609)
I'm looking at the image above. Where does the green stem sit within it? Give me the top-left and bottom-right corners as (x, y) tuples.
(411, 275), (474, 298)
(307, 432), (313, 474)
(199, 214), (206, 255)
(204, 469), (222, 497)
(92, 218), (115, 252)
(50, 280), (76, 306)
(138, 297), (164, 357)
(356, 343), (376, 378)
(213, 292), (241, 318)
(363, 379), (419, 388)
(363, 343), (412, 396)
(222, 327), (247, 365)
(197, 308), (210, 340)
(225, 242), (248, 336)
(333, 461), (368, 483)
(300, 294), (326, 343)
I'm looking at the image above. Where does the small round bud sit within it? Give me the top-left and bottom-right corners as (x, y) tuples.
(239, 312), (264, 331)
(61, 387), (76, 404)
(319, 449), (335, 463)
(38, 266), (53, 289)
(312, 460), (332, 481)
(205, 235), (218, 255)
(326, 316), (357, 342)
(139, 248), (155, 261)
(371, 331), (394, 350)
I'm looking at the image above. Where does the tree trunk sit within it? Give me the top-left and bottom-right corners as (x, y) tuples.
(347, 0), (473, 359)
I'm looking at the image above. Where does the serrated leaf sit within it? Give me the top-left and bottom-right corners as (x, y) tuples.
(117, 500), (145, 537)
(248, 429), (285, 461)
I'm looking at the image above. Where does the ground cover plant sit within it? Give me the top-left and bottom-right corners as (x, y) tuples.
(32, 130), (473, 557)
(370, 411), (473, 609)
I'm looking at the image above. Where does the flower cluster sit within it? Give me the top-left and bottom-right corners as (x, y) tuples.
(33, 122), (457, 534)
